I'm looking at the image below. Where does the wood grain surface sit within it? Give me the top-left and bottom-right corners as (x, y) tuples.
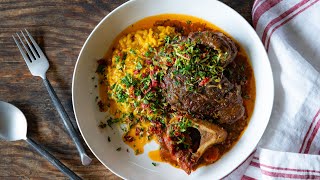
(0, 0), (254, 179)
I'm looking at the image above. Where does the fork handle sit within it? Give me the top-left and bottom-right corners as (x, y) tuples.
(42, 78), (92, 166)
(26, 138), (81, 180)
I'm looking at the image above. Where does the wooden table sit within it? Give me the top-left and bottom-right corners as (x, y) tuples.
(0, 0), (254, 179)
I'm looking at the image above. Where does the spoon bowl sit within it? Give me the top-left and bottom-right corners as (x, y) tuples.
(0, 101), (27, 141)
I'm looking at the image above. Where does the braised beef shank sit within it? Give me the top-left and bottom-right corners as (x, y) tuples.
(160, 116), (227, 174)
(161, 31), (246, 174)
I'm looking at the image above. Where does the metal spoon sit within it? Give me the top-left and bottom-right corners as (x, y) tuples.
(0, 101), (81, 180)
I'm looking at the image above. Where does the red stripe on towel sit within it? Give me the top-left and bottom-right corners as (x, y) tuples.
(250, 161), (320, 173)
(266, 0), (320, 51)
(242, 175), (257, 180)
(250, 161), (260, 168)
(262, 171), (320, 179)
(261, 0), (309, 45)
(304, 116), (320, 153)
(299, 109), (320, 153)
(252, 0), (283, 28)
(250, 162), (320, 179)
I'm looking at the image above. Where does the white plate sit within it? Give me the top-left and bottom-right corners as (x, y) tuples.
(72, 0), (274, 179)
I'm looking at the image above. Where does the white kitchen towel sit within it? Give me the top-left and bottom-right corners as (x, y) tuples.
(243, 149), (320, 179)
(226, 0), (320, 179)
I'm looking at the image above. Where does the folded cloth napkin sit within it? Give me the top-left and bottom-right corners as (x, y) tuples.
(226, 0), (320, 179)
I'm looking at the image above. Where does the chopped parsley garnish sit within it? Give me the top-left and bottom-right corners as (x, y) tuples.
(148, 46), (155, 52)
(116, 89), (128, 103)
(143, 99), (149, 104)
(243, 94), (250, 99)
(98, 122), (107, 129)
(121, 74), (137, 87)
(136, 61), (143, 70)
(130, 49), (136, 55)
(145, 51), (151, 57)
(135, 149), (140, 155)
(115, 55), (120, 63)
(159, 38), (225, 89)
(178, 117), (193, 132)
(107, 118), (120, 128)
(122, 52), (127, 61)
(152, 162), (158, 166)
(96, 64), (106, 74)
(133, 101), (140, 107)
(164, 36), (171, 44)
(110, 83), (116, 90)
(134, 89), (142, 97)
(241, 64), (246, 71)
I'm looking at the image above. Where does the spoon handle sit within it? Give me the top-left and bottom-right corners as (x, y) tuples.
(42, 78), (92, 166)
(26, 138), (81, 180)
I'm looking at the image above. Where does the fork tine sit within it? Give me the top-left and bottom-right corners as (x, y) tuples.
(16, 33), (35, 61)
(12, 35), (32, 65)
(24, 29), (44, 57)
(21, 30), (39, 59)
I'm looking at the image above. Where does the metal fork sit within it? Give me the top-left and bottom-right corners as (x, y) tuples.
(13, 29), (92, 166)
